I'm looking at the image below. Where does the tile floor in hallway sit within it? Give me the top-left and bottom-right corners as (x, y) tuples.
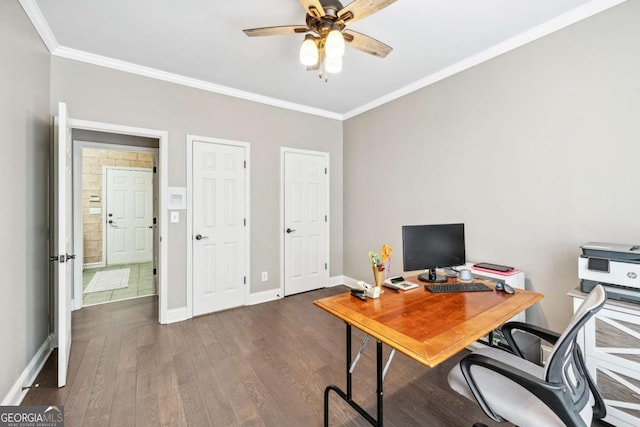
(82, 262), (155, 306)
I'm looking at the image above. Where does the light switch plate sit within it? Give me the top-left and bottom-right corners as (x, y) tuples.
(89, 207), (101, 215)
(170, 211), (179, 223)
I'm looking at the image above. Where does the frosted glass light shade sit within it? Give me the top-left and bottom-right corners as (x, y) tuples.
(325, 29), (345, 58)
(325, 55), (342, 73)
(299, 38), (319, 66)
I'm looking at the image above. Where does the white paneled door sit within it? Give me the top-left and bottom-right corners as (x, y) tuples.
(105, 168), (153, 265)
(54, 102), (74, 387)
(192, 140), (247, 316)
(283, 150), (329, 296)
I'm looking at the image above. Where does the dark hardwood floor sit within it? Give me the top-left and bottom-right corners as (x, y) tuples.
(23, 286), (610, 426)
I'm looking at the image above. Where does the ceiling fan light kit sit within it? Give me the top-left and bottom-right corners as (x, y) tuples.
(299, 35), (319, 66)
(325, 28), (345, 58)
(324, 55), (343, 73)
(243, 0), (397, 80)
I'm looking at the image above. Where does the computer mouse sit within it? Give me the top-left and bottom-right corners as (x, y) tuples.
(495, 281), (515, 294)
(458, 269), (473, 281)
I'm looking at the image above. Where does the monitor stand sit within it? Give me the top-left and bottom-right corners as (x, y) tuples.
(418, 269), (447, 283)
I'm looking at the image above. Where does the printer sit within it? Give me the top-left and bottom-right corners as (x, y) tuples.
(579, 242), (640, 303)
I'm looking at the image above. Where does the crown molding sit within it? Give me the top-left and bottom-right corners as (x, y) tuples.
(19, 0), (59, 52)
(53, 46), (342, 121)
(20, 0), (625, 122)
(343, 0), (628, 119)
(19, 1), (342, 121)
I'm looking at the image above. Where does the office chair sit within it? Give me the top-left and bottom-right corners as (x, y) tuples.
(448, 285), (607, 427)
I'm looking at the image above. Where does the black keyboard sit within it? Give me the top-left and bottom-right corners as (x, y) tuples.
(425, 282), (492, 293)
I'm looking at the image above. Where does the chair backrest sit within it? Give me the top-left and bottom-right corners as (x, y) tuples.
(544, 285), (606, 413)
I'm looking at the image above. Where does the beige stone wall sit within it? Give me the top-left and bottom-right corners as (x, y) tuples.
(82, 148), (154, 264)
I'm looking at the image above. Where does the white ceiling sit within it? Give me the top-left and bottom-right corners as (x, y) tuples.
(29, 0), (622, 119)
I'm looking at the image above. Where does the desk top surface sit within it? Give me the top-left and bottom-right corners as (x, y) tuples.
(313, 277), (543, 367)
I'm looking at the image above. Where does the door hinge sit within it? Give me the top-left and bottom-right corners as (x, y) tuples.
(53, 255), (65, 263)
(153, 217), (157, 225)
(325, 215), (327, 222)
(324, 167), (327, 174)
(153, 166), (157, 173)
(244, 160), (247, 169)
(243, 276), (247, 284)
(244, 218), (246, 226)
(325, 263), (328, 270)
(153, 268), (157, 275)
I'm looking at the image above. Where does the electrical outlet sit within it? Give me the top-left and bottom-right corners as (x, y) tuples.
(261, 271), (268, 282)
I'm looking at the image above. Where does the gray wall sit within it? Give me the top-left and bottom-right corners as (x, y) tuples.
(0, 1), (51, 400)
(51, 58), (343, 309)
(343, 0), (640, 331)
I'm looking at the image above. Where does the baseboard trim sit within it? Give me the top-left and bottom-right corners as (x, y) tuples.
(2, 334), (53, 406)
(328, 275), (350, 287)
(162, 278), (352, 322)
(337, 275), (359, 288)
(83, 262), (105, 269)
(248, 289), (282, 305)
(164, 307), (189, 324)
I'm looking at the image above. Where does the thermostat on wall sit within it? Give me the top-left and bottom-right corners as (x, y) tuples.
(167, 187), (187, 210)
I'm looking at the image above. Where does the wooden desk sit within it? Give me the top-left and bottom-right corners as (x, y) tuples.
(314, 277), (543, 426)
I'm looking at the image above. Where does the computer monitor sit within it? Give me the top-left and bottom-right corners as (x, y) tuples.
(402, 223), (466, 283)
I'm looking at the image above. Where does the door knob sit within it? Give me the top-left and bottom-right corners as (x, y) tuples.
(195, 234), (209, 240)
(286, 228), (296, 234)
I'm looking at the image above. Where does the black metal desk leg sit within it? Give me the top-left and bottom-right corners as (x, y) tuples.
(323, 322), (381, 426)
(377, 341), (383, 424)
(346, 323), (352, 399)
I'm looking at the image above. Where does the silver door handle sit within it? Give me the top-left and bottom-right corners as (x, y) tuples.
(195, 234), (209, 240)
(286, 228), (296, 234)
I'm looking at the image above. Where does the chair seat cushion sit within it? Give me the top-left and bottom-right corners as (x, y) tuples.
(448, 347), (592, 427)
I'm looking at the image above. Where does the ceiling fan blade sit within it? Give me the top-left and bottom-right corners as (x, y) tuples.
(299, 0), (325, 18)
(343, 29), (392, 58)
(338, 0), (398, 24)
(243, 25), (309, 37)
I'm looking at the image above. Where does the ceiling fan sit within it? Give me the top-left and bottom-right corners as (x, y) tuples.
(243, 0), (397, 78)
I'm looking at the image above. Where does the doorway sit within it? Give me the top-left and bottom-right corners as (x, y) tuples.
(186, 135), (250, 317)
(104, 167), (154, 265)
(74, 142), (158, 307)
(66, 120), (169, 324)
(54, 102), (169, 389)
(280, 148), (330, 296)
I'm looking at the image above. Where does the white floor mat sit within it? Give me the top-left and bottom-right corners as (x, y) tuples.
(84, 268), (130, 293)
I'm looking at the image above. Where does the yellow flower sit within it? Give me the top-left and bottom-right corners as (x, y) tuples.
(381, 244), (393, 262)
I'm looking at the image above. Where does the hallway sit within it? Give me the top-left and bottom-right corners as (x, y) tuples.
(82, 262), (155, 306)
